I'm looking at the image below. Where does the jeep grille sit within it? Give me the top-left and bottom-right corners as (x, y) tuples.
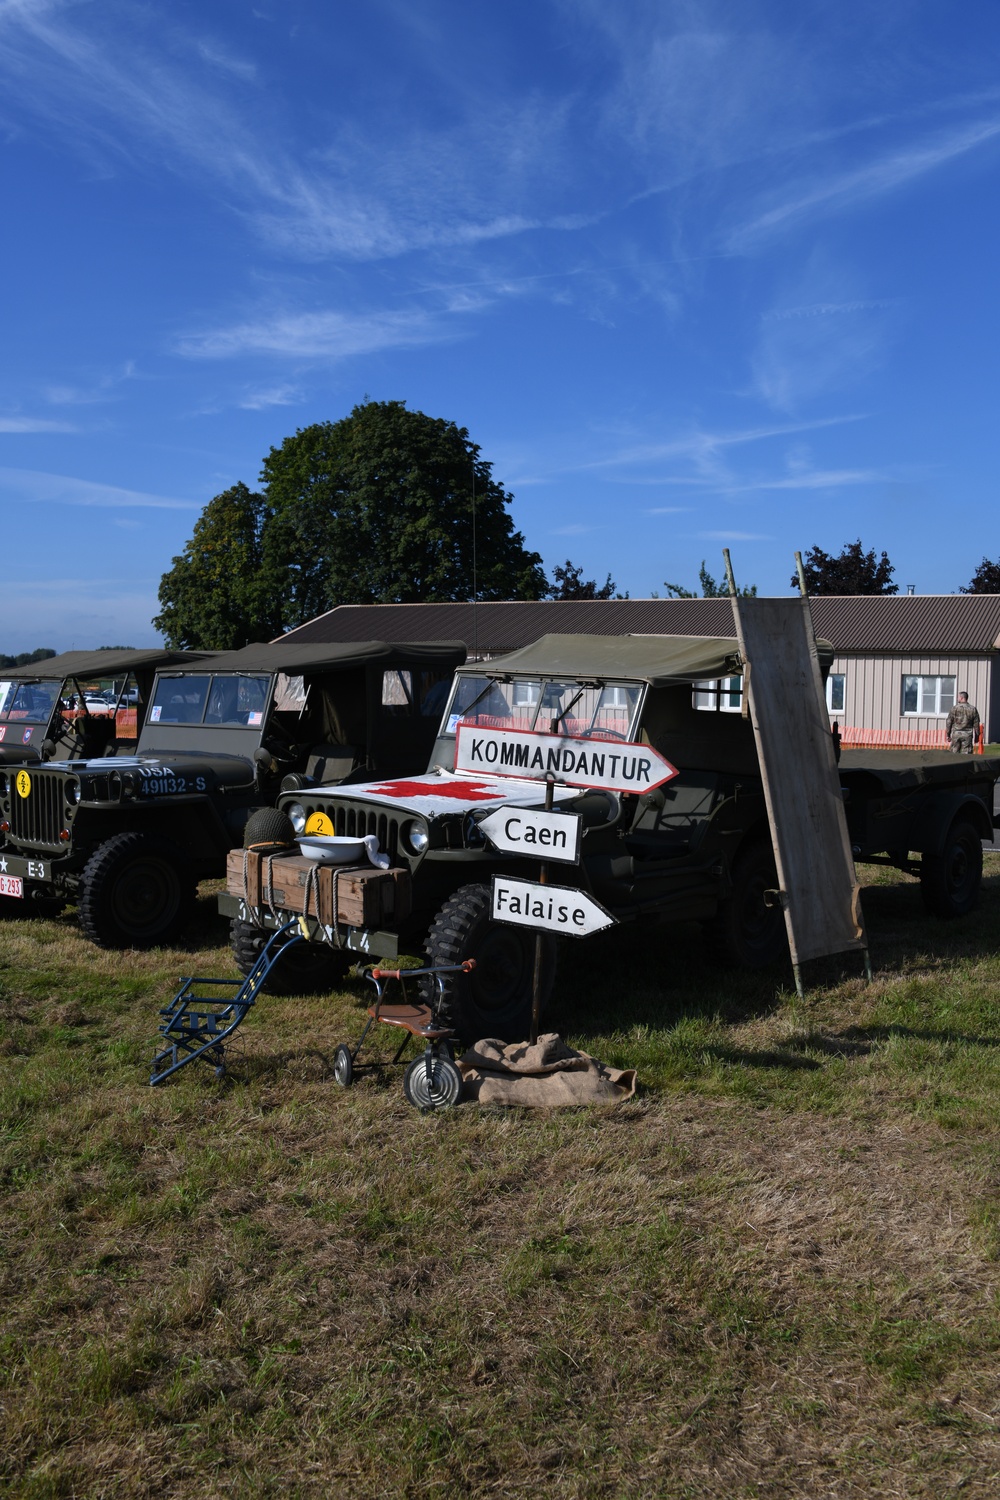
(326, 803), (400, 863)
(8, 773), (66, 849)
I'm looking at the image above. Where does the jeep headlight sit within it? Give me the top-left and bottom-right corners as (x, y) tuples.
(68, 779), (82, 804)
(403, 819), (429, 854)
(287, 801), (307, 834)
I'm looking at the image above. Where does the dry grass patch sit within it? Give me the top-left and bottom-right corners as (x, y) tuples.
(3, 875), (1000, 1495)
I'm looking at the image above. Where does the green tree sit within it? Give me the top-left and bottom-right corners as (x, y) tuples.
(0, 647), (56, 669)
(260, 400), (547, 626)
(960, 557), (1000, 593)
(794, 540), (897, 595)
(547, 559), (618, 599)
(662, 561), (757, 598)
(154, 483), (284, 649)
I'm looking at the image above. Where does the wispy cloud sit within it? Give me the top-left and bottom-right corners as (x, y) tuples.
(0, 467), (197, 509)
(0, 415), (77, 432)
(177, 306), (451, 360)
(0, 2), (584, 264)
(728, 116), (1000, 250)
(44, 363), (137, 406)
(237, 384), (301, 409)
(583, 414), (866, 473)
(645, 506), (691, 515)
(722, 468), (885, 493)
(696, 530), (772, 541)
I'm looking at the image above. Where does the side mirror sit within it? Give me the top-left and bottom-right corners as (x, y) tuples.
(253, 748), (275, 776)
(41, 739), (56, 759)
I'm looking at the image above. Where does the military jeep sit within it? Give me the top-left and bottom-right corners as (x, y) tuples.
(0, 638), (463, 944)
(0, 648), (200, 766)
(221, 634), (785, 1039)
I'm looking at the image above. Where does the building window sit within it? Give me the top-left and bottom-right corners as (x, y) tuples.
(902, 675), (956, 716)
(693, 675), (743, 712)
(826, 674), (845, 714)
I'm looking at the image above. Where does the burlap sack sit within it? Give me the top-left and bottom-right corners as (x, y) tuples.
(458, 1032), (637, 1107)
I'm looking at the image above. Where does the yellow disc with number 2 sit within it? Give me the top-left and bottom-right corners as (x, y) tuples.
(15, 770), (31, 799)
(304, 811), (334, 835)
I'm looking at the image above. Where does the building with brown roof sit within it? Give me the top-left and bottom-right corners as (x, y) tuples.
(278, 595), (1000, 745)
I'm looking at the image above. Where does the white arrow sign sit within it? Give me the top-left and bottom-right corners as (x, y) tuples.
(491, 875), (616, 938)
(456, 724), (677, 795)
(478, 806), (582, 865)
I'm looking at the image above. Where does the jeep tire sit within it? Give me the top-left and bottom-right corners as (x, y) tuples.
(920, 816), (983, 919)
(78, 832), (195, 949)
(715, 837), (788, 968)
(230, 916), (353, 996)
(423, 881), (557, 1046)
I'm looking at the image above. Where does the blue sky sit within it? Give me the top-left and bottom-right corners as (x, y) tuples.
(2, 0), (1000, 651)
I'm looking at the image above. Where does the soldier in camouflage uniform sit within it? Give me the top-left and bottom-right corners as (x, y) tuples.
(946, 692), (980, 754)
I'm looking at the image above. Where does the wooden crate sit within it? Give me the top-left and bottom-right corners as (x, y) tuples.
(226, 849), (411, 928)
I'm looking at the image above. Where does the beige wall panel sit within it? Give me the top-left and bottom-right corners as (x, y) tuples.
(827, 654), (993, 736)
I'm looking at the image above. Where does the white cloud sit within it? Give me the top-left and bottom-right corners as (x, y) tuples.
(728, 116), (1000, 250)
(0, 467), (197, 509)
(177, 307), (451, 361)
(724, 468), (884, 492)
(237, 384), (301, 409)
(193, 39), (257, 82)
(696, 530), (771, 541)
(0, 415), (77, 432)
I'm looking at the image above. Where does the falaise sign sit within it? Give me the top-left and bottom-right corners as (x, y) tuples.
(455, 724), (678, 796)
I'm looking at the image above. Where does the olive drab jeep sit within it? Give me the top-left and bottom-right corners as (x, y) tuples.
(221, 632), (1000, 1045)
(0, 648), (202, 767)
(221, 634), (784, 1041)
(0, 638), (464, 944)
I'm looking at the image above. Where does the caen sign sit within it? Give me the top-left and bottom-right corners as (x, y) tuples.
(477, 806), (582, 865)
(455, 724), (677, 795)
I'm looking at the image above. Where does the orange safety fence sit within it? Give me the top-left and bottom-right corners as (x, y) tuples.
(835, 723), (985, 753)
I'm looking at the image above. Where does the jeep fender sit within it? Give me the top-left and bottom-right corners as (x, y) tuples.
(907, 792), (993, 856)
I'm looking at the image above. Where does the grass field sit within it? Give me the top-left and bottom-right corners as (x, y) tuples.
(3, 861), (1000, 1498)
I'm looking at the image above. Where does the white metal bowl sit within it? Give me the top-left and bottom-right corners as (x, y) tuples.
(297, 835), (368, 865)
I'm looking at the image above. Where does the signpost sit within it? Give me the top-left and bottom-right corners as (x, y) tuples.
(478, 805), (582, 865)
(491, 874), (614, 937)
(465, 721), (675, 1042)
(455, 723), (678, 795)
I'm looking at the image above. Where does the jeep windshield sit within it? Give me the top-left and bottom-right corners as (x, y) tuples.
(442, 675), (643, 740)
(148, 673), (271, 728)
(0, 678), (63, 726)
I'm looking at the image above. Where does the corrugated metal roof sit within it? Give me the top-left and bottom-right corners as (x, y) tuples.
(276, 595), (1000, 656)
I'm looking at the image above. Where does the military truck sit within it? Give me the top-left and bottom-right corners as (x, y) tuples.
(0, 648), (201, 766)
(220, 633), (1000, 1043)
(0, 638), (463, 943)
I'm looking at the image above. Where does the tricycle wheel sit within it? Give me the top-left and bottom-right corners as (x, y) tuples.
(231, 917), (352, 995)
(423, 882), (556, 1045)
(403, 1052), (462, 1111)
(333, 1044), (354, 1088)
(920, 817), (983, 918)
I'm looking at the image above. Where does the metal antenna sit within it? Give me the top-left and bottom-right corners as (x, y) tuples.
(471, 457), (479, 661)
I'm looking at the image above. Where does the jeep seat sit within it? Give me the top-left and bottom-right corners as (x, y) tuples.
(626, 770), (721, 858)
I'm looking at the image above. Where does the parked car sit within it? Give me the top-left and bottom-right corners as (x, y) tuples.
(0, 638), (464, 942)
